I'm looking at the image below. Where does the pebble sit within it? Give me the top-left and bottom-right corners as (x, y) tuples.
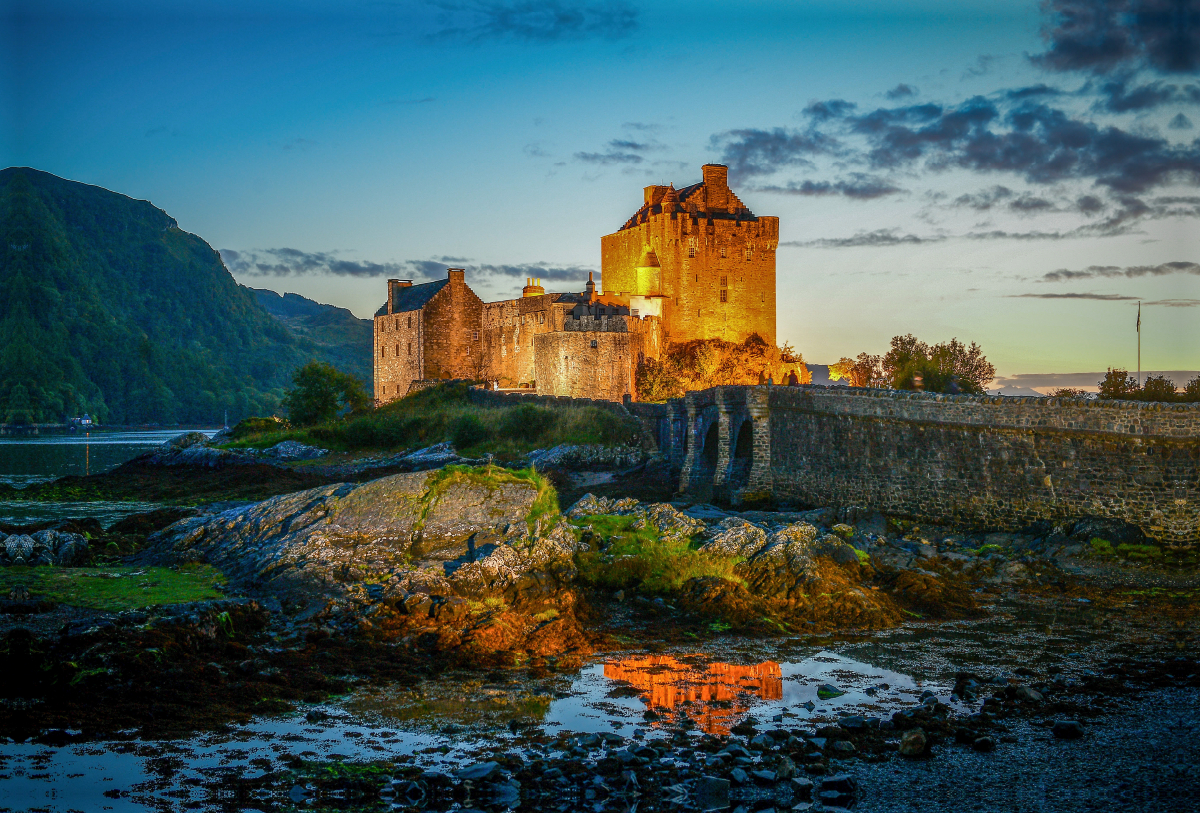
(1052, 720), (1085, 739)
(899, 728), (928, 757)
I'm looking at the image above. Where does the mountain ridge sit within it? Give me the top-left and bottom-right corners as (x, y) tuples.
(0, 167), (370, 425)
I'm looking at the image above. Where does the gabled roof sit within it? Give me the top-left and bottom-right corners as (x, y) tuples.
(373, 278), (448, 317)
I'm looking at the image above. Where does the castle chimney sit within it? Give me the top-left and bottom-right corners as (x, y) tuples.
(447, 268), (465, 284)
(387, 278), (399, 313)
(523, 276), (545, 297)
(702, 164), (728, 190)
(585, 271), (597, 303)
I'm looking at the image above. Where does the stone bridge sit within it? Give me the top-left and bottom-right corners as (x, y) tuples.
(629, 385), (1200, 548)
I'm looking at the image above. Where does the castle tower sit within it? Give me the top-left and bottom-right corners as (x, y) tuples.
(600, 164), (778, 345)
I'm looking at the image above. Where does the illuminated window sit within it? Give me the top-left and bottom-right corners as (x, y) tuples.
(720, 247), (726, 258)
(467, 346), (471, 355)
(720, 276), (727, 287)
(688, 238), (697, 258)
(720, 290), (728, 303)
(745, 247), (752, 260)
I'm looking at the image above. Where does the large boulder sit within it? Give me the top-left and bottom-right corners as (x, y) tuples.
(141, 469), (583, 612)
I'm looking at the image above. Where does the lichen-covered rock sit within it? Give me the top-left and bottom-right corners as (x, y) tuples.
(3, 534), (38, 566)
(262, 440), (329, 461)
(30, 530), (90, 566)
(161, 431), (212, 451)
(633, 503), (706, 544)
(526, 445), (644, 471)
(700, 518), (769, 560)
(140, 470), (579, 613)
(565, 493), (637, 519)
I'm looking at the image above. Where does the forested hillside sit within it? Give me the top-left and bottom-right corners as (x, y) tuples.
(248, 288), (372, 385)
(0, 168), (370, 425)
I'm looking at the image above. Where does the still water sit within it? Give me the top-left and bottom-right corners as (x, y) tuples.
(0, 429), (215, 527)
(0, 429), (213, 487)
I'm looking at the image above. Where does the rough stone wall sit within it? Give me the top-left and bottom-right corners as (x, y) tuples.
(374, 310), (424, 404)
(533, 317), (662, 401)
(422, 273), (483, 381)
(601, 166), (778, 346)
(663, 385), (1199, 546)
(482, 295), (556, 388)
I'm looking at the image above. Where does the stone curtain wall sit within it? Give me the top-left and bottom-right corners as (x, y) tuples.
(664, 386), (1199, 547)
(482, 296), (556, 388)
(374, 310), (424, 405)
(533, 316), (662, 402)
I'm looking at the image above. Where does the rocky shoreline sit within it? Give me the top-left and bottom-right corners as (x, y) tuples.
(1, 434), (1197, 811)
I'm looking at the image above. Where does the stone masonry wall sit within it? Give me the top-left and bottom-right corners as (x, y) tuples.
(482, 295), (556, 388)
(374, 310), (423, 404)
(660, 385), (1199, 547)
(533, 317), (662, 402)
(422, 273), (483, 382)
(601, 165), (778, 346)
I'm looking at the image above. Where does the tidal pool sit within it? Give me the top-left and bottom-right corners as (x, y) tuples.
(0, 646), (958, 812)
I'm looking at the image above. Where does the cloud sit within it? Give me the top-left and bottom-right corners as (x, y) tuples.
(1145, 298), (1200, 306)
(755, 174), (903, 200)
(574, 136), (666, 164)
(575, 150), (643, 164)
(1005, 84), (1065, 100)
(842, 97), (1200, 193)
(1011, 292), (1139, 300)
(784, 229), (944, 248)
(426, 0), (637, 43)
(222, 248), (411, 278)
(1033, 0), (1200, 76)
(886, 83), (918, 99)
(1169, 112), (1195, 128)
(388, 96), (436, 104)
(710, 127), (840, 177)
(221, 248), (592, 286)
(1096, 75), (1184, 111)
(802, 99), (857, 121)
(1041, 260), (1200, 281)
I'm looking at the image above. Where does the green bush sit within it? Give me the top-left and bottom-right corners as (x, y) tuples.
(228, 416), (286, 440)
(498, 404), (558, 443)
(450, 414), (490, 449)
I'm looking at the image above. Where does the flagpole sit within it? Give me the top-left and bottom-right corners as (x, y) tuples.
(1137, 301), (1141, 387)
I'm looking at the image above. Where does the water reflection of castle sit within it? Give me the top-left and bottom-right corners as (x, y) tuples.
(603, 655), (782, 735)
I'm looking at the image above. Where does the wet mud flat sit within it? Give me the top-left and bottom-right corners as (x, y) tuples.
(3, 592), (1196, 813)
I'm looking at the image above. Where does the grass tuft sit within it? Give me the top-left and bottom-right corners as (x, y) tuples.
(572, 514), (742, 595)
(0, 563), (226, 611)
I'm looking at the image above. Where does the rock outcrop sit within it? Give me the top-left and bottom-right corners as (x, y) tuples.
(0, 530), (90, 567)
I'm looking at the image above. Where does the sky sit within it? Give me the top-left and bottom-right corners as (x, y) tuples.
(5, 0), (1198, 389)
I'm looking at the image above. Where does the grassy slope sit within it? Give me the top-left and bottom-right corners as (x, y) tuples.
(2, 563), (225, 612)
(224, 383), (641, 461)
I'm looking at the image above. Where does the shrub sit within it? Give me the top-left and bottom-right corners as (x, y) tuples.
(497, 404), (558, 443)
(281, 361), (370, 426)
(450, 414), (490, 449)
(228, 416), (286, 440)
(1098, 368), (1140, 400)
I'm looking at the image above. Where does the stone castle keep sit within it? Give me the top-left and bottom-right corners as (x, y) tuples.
(374, 164), (777, 402)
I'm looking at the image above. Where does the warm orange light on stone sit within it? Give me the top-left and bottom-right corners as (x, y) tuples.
(603, 655), (782, 735)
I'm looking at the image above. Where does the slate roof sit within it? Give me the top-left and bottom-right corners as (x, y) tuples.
(373, 278), (448, 317)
